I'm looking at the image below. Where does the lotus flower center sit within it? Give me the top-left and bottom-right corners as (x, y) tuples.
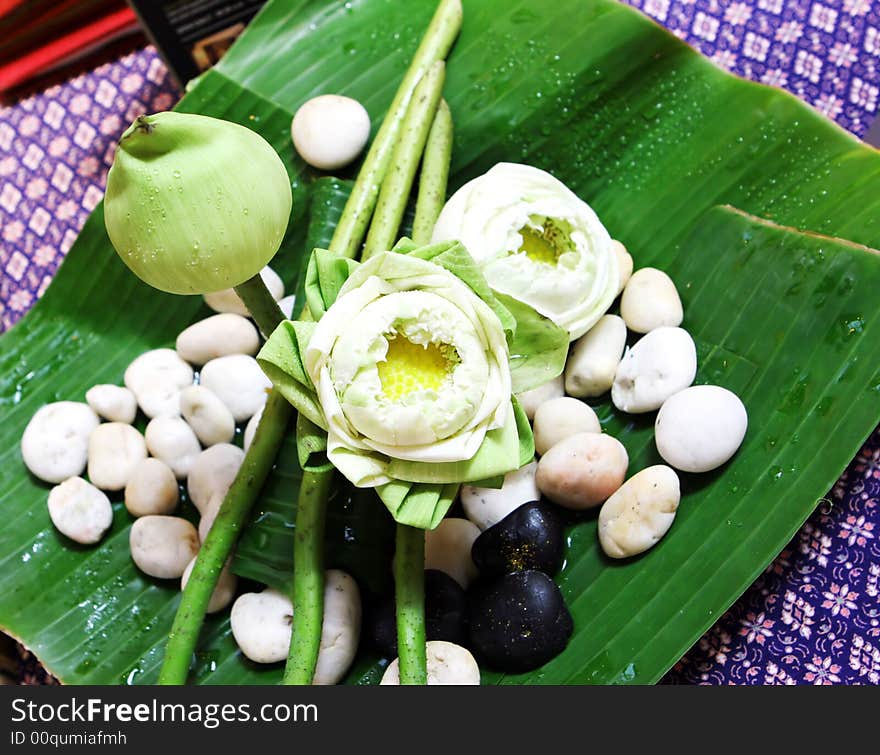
(516, 218), (572, 265)
(378, 336), (458, 402)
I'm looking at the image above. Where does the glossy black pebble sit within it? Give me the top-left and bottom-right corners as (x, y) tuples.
(368, 569), (468, 657)
(468, 570), (573, 673)
(471, 500), (565, 578)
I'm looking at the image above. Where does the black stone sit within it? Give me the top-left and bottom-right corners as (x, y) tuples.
(468, 570), (573, 673)
(471, 501), (565, 578)
(367, 569), (468, 657)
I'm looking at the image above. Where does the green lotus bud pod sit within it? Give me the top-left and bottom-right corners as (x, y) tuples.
(104, 112), (292, 295)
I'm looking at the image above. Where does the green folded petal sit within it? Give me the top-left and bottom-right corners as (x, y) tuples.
(464, 404), (532, 489)
(500, 293), (569, 394)
(257, 319), (326, 430)
(376, 480), (459, 529)
(305, 248), (361, 319)
(390, 237), (419, 255)
(295, 413), (332, 472)
(259, 319), (315, 386)
(513, 397), (535, 466)
(432, 483), (460, 529)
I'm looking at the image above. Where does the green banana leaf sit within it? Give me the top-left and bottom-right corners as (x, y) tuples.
(2, 0), (880, 686)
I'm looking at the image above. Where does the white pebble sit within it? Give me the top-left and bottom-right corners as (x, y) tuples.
(612, 327), (697, 414)
(203, 266), (284, 317)
(564, 315), (627, 398)
(124, 348), (194, 419)
(124, 458), (179, 517)
(516, 374), (564, 421)
(21, 401), (99, 484)
(381, 641), (480, 685)
(533, 397), (601, 456)
(200, 354), (271, 422)
(47, 477), (113, 545)
(85, 384), (137, 423)
(243, 404), (264, 452)
(655, 385), (748, 473)
(181, 557), (238, 613)
(278, 295), (296, 320)
(231, 588), (293, 664)
(536, 432), (628, 510)
(598, 465), (680, 558)
(129, 515), (199, 579)
(291, 94), (371, 171)
(313, 570), (361, 685)
(424, 518), (480, 589)
(145, 416), (202, 479)
(611, 240), (633, 295)
(179, 385), (235, 446)
(230, 572), (360, 675)
(461, 460), (540, 531)
(620, 267), (683, 334)
(175, 314), (260, 365)
(87, 422), (147, 491)
(187, 444), (244, 514)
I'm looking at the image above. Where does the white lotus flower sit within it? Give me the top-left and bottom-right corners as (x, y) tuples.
(431, 162), (618, 340)
(305, 252), (513, 488)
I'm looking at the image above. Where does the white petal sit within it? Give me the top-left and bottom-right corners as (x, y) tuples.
(304, 252), (514, 488)
(433, 162), (618, 339)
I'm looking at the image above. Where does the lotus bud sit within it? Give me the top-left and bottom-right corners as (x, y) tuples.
(104, 112), (292, 295)
(432, 162), (618, 341)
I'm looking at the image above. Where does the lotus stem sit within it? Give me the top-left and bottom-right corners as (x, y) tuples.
(362, 61), (446, 260)
(412, 100), (453, 246)
(390, 98), (454, 686)
(329, 0), (462, 258)
(234, 273), (288, 336)
(160, 267), (289, 684)
(284, 0), (460, 687)
(159, 389), (292, 684)
(160, 2), (461, 687)
(282, 469), (334, 684)
(395, 525), (428, 685)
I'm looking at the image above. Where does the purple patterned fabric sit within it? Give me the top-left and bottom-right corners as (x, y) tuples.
(627, 0), (880, 137)
(0, 3), (878, 685)
(0, 50), (177, 331)
(664, 428), (880, 684)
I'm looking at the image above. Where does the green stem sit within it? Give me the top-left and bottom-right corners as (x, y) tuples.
(328, 0), (462, 258)
(362, 61), (446, 260)
(282, 469), (334, 684)
(159, 390), (292, 684)
(233, 273), (287, 336)
(387, 101), (455, 688)
(395, 525), (427, 685)
(411, 99), (453, 246)
(284, 0), (461, 687)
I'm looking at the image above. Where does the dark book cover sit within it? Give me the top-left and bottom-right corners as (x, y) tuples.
(127, 0), (266, 86)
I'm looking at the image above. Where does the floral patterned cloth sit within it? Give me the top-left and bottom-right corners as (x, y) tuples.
(630, 0), (879, 137)
(0, 50), (176, 330)
(664, 428), (880, 684)
(0, 1), (878, 685)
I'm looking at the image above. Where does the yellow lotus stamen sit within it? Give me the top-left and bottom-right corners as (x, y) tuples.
(518, 224), (560, 265)
(378, 336), (456, 401)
